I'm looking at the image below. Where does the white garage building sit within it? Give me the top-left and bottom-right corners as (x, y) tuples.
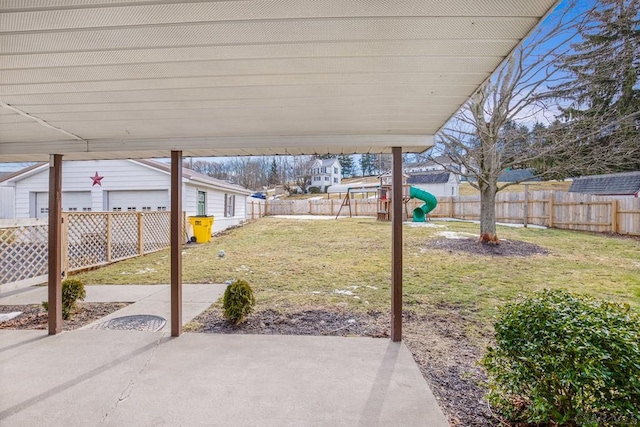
(0, 159), (251, 233)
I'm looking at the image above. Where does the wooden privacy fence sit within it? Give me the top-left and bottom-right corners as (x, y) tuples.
(247, 200), (266, 220)
(264, 191), (640, 236)
(0, 211), (186, 287)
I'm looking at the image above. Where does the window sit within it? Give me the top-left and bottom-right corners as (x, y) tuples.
(157, 206), (167, 211)
(322, 167), (326, 173)
(112, 207), (122, 212)
(40, 208), (49, 214)
(224, 194), (235, 217)
(127, 207), (136, 211)
(142, 206), (151, 211)
(325, 176), (329, 181)
(334, 167), (338, 174)
(333, 177), (338, 183)
(67, 207), (78, 211)
(197, 190), (206, 216)
(82, 207), (92, 212)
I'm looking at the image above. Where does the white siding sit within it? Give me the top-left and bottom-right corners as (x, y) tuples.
(0, 187), (15, 219)
(184, 183), (248, 234)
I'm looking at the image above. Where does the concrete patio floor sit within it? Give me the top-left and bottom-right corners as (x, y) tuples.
(0, 329), (449, 426)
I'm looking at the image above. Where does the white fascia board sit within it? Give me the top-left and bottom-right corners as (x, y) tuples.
(0, 135), (434, 162)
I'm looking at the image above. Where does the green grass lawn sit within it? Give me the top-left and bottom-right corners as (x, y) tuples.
(76, 217), (640, 329)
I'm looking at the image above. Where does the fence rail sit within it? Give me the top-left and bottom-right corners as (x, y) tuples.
(0, 211), (186, 288)
(263, 191), (640, 236)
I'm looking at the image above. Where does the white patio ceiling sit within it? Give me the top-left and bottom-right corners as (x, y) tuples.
(0, 0), (558, 161)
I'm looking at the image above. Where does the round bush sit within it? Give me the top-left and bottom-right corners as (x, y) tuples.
(482, 289), (640, 426)
(42, 278), (86, 320)
(222, 279), (255, 324)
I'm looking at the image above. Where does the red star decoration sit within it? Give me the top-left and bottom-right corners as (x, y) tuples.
(91, 172), (104, 186)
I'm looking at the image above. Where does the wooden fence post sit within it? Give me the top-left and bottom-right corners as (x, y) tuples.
(523, 184), (529, 227)
(450, 197), (455, 218)
(354, 199), (358, 216)
(548, 193), (554, 228)
(309, 200), (312, 214)
(330, 199), (335, 216)
(137, 212), (144, 255)
(106, 213), (112, 262)
(611, 200), (618, 234)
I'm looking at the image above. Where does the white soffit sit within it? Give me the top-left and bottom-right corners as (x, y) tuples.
(0, 0), (558, 161)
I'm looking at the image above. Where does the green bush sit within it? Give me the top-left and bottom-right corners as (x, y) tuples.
(222, 279), (255, 324)
(308, 186), (321, 194)
(482, 289), (640, 426)
(42, 278), (87, 320)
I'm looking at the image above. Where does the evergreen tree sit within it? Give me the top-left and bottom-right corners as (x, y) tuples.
(267, 157), (279, 187)
(360, 154), (376, 176)
(338, 154), (355, 178)
(555, 0), (640, 172)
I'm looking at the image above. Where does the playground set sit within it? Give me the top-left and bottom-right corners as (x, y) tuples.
(333, 174), (437, 222)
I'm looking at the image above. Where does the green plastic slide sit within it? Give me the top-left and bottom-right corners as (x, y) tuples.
(409, 186), (438, 222)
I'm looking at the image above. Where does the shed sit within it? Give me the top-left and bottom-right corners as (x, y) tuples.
(407, 172), (459, 197)
(569, 172), (640, 197)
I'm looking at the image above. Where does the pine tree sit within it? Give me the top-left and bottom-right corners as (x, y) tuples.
(338, 154), (355, 178)
(555, 0), (640, 172)
(267, 157), (279, 187)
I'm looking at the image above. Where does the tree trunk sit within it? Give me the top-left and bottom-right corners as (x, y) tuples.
(479, 183), (499, 244)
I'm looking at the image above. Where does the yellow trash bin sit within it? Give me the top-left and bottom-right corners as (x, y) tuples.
(188, 216), (214, 243)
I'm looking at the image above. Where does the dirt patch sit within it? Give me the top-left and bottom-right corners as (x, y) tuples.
(430, 237), (548, 257)
(0, 303), (129, 330)
(189, 306), (495, 426)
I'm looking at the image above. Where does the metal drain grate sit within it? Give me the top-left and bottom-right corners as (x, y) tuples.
(89, 315), (166, 331)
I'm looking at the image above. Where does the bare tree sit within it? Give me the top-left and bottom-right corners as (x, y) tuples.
(431, 3), (588, 243)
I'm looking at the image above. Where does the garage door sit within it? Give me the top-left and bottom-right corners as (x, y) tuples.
(107, 190), (169, 212)
(34, 191), (91, 218)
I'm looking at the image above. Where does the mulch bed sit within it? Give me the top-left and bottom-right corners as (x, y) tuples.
(430, 237), (549, 257)
(189, 306), (496, 426)
(0, 303), (129, 330)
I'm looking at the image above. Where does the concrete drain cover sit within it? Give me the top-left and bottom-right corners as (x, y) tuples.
(90, 315), (166, 331)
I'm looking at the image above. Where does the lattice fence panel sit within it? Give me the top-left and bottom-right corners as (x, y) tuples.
(110, 213), (139, 261)
(66, 213), (108, 270)
(0, 223), (48, 284)
(143, 211), (171, 253)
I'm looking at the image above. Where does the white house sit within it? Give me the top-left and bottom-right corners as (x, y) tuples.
(309, 158), (342, 192)
(0, 159), (252, 233)
(407, 171), (460, 198)
(403, 156), (466, 175)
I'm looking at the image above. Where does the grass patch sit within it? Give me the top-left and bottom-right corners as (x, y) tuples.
(75, 218), (640, 331)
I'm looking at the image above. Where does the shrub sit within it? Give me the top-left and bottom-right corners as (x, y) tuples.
(482, 289), (640, 426)
(308, 186), (321, 194)
(42, 278), (87, 320)
(222, 279), (255, 324)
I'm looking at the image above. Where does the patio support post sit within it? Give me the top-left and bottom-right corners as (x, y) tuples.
(48, 154), (63, 335)
(391, 147), (403, 342)
(171, 150), (183, 337)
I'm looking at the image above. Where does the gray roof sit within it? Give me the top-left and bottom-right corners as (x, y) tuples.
(498, 168), (540, 182)
(408, 172), (450, 184)
(569, 171), (640, 195)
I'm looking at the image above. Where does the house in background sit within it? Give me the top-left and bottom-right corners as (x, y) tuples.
(0, 159), (252, 232)
(403, 156), (465, 175)
(569, 171), (640, 197)
(309, 158), (342, 192)
(407, 171), (460, 197)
